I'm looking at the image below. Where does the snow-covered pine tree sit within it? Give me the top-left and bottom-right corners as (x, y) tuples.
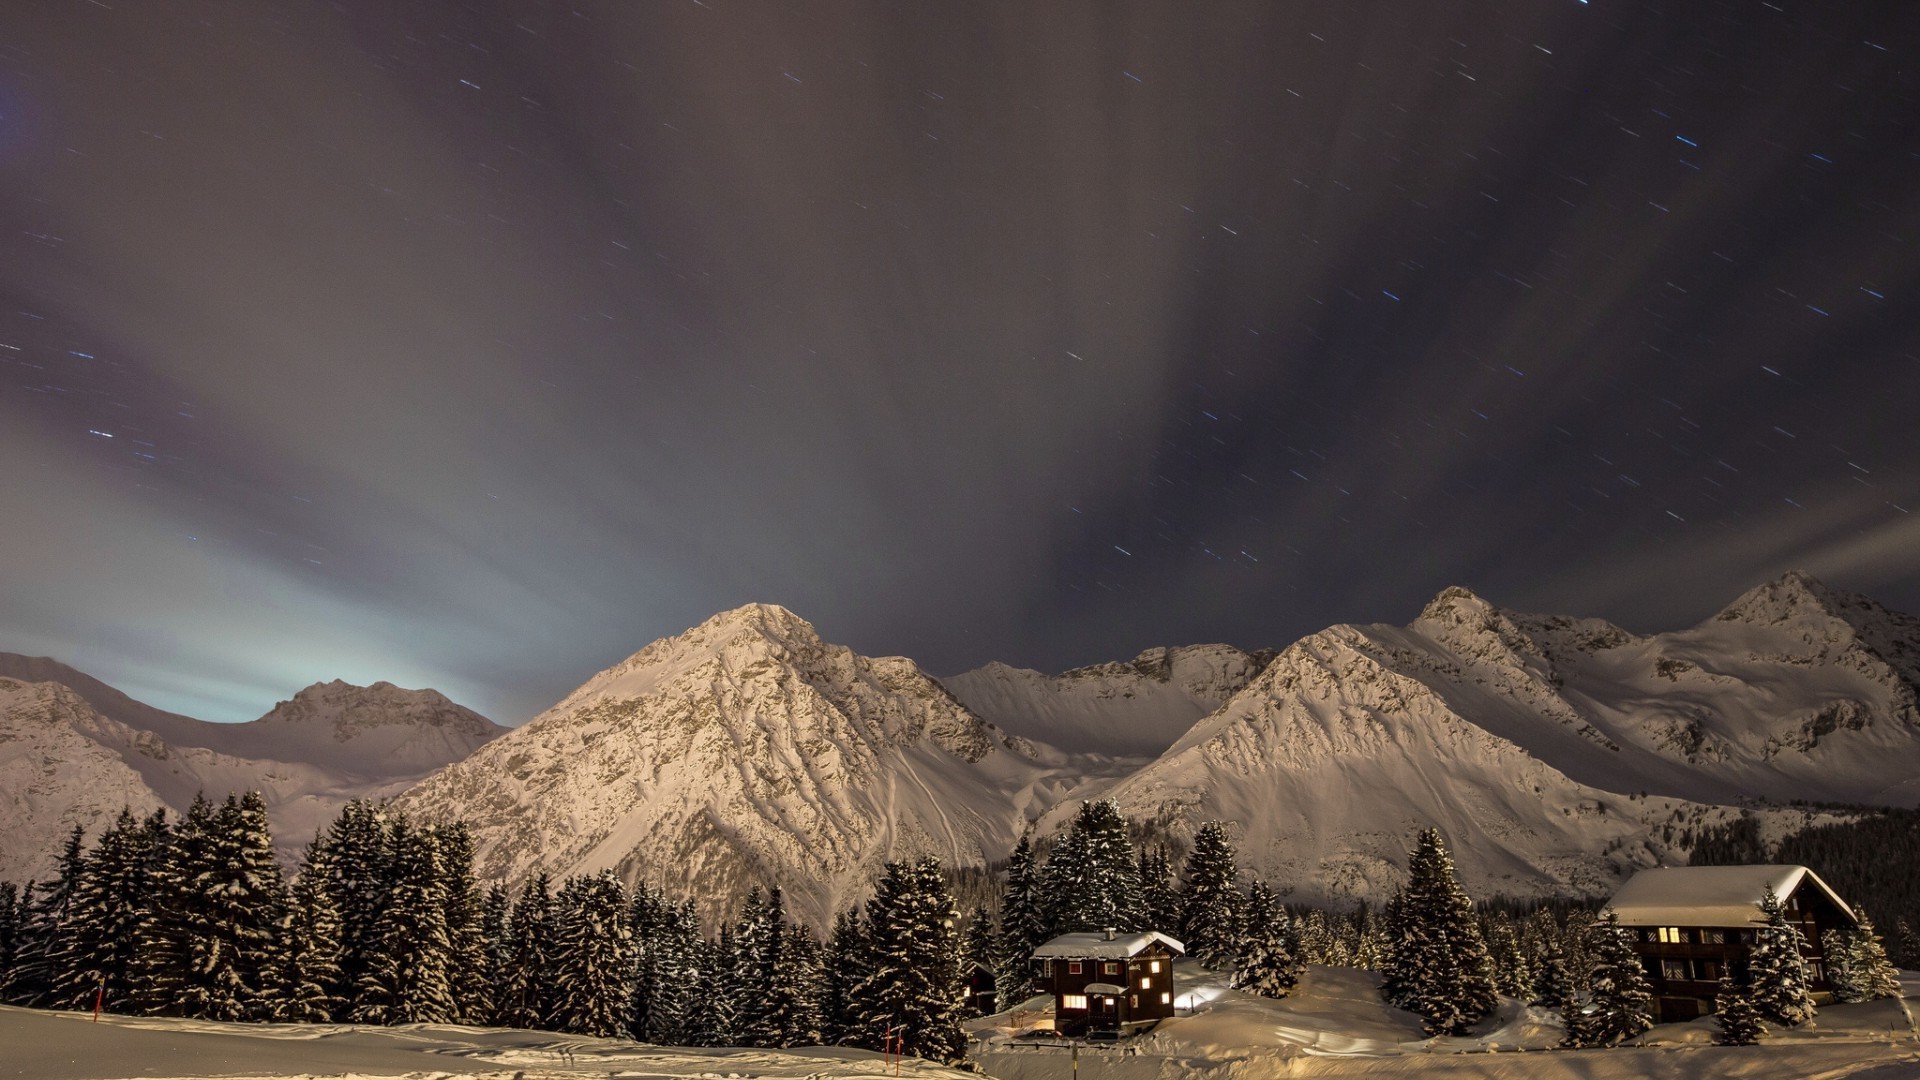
(319, 799), (393, 1014)
(1562, 910), (1653, 1048)
(1749, 884), (1815, 1027)
(731, 886), (794, 1046)
(352, 818), (455, 1024)
(261, 841), (344, 1023)
(1138, 847), (1182, 933)
(1531, 934), (1575, 1009)
(1485, 918), (1533, 1000)
(478, 882), (511, 1026)
(778, 922), (827, 1046)
(496, 872), (557, 1030)
(551, 870), (632, 1037)
(1896, 918), (1920, 969)
(55, 809), (165, 1014)
(434, 822), (490, 1024)
(130, 795), (215, 1016)
(847, 858), (969, 1065)
(212, 792), (284, 1021)
(1845, 914), (1902, 1001)
(1179, 821), (1242, 970)
(1714, 967), (1765, 1046)
(1231, 881), (1300, 998)
(993, 836), (1044, 1011)
(685, 929), (736, 1046)
(8, 825), (86, 1007)
(821, 907), (866, 1045)
(1823, 928), (1863, 1004)
(642, 898), (705, 1045)
(1379, 828), (1497, 1037)
(1042, 801), (1145, 934)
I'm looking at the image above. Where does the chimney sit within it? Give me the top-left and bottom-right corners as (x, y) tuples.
(1103, 927), (1117, 941)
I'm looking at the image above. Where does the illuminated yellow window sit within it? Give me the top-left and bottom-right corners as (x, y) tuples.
(1062, 994), (1088, 1011)
(1140, 976), (1151, 990)
(1150, 960), (1163, 973)
(1657, 927), (1685, 944)
(1160, 991), (1171, 1004)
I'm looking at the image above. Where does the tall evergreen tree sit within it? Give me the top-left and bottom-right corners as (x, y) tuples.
(1485, 919), (1533, 1000)
(643, 899), (707, 1045)
(1231, 881), (1299, 999)
(1041, 802), (1145, 934)
(1138, 847), (1182, 932)
(1179, 822), (1242, 969)
(821, 907), (866, 1045)
(0, 881), (20, 996)
(261, 842), (344, 1022)
(1823, 928), (1863, 1004)
(1714, 967), (1765, 1046)
(478, 883), (512, 1025)
(1846, 914), (1903, 1001)
(55, 809), (165, 1014)
(319, 800), (392, 1015)
(9, 826), (87, 1007)
(993, 837), (1045, 1011)
(848, 858), (969, 1065)
(731, 886), (793, 1047)
(132, 793), (278, 1021)
(551, 870), (633, 1037)
(353, 819), (455, 1024)
(496, 872), (557, 1030)
(1530, 935), (1575, 1009)
(213, 792), (284, 1019)
(1562, 910), (1653, 1048)
(778, 922), (827, 1047)
(1378, 828), (1497, 1036)
(131, 795), (213, 1015)
(1748, 885), (1815, 1027)
(435, 822), (489, 1024)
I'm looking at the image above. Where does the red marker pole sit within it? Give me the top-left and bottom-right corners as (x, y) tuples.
(93, 981), (104, 1022)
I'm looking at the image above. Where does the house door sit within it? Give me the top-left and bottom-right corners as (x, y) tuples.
(1092, 995), (1118, 1026)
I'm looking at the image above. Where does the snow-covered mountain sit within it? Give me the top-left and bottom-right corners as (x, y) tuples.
(1069, 571), (1920, 903)
(940, 644), (1271, 757)
(391, 604), (1125, 927)
(0, 656), (505, 877)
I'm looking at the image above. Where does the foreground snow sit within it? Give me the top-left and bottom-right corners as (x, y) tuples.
(969, 964), (1920, 1079)
(0, 1005), (974, 1080)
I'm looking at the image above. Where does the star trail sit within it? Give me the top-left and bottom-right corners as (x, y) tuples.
(1, 1), (1916, 723)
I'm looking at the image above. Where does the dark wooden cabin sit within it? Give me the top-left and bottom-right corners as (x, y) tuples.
(1031, 929), (1184, 1037)
(1606, 864), (1859, 1023)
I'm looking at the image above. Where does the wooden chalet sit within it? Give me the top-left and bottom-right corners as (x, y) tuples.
(1606, 864), (1859, 1023)
(965, 961), (997, 1016)
(1031, 928), (1184, 1037)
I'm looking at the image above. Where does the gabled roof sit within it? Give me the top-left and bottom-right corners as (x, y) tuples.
(1033, 930), (1185, 959)
(1606, 865), (1857, 928)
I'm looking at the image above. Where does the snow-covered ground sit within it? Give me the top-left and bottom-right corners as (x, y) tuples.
(0, 1005), (975, 1080)
(968, 964), (1920, 1079)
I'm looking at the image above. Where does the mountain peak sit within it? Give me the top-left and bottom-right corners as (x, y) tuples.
(1418, 585), (1497, 622)
(1713, 570), (1846, 627)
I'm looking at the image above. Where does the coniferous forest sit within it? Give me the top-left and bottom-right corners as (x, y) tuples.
(0, 794), (1902, 1063)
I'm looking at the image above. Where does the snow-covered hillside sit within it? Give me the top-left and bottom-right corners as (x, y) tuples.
(392, 604), (1125, 927)
(941, 644), (1269, 757)
(1072, 571), (1920, 903)
(0, 657), (505, 875)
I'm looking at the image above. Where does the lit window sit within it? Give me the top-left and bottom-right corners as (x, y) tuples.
(1657, 927), (1685, 944)
(1068, 961), (1082, 974)
(1062, 994), (1087, 1011)
(1130, 994), (1138, 1008)
(1150, 960), (1162, 973)
(1140, 977), (1151, 990)
(1160, 992), (1171, 1004)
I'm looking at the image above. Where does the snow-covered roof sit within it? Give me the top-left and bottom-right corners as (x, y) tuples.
(1081, 982), (1127, 995)
(1033, 931), (1185, 959)
(1606, 865), (1857, 928)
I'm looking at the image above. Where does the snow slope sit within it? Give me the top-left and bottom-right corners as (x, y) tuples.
(941, 645), (1269, 757)
(392, 604), (1127, 927)
(0, 658), (505, 874)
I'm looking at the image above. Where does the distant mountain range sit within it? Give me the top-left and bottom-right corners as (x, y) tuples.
(4, 571), (1916, 925)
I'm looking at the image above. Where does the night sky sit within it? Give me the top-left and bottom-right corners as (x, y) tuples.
(2, 2), (1917, 724)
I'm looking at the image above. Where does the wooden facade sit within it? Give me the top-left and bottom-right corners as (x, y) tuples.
(1031, 930), (1184, 1037)
(1607, 865), (1858, 1024)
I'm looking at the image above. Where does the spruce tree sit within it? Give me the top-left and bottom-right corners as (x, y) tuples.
(1138, 847), (1182, 932)
(1179, 822), (1242, 969)
(54, 809), (162, 1014)
(320, 800), (392, 1015)
(133, 793), (276, 1021)
(10, 826), (87, 1007)
(1749, 885), (1815, 1027)
(848, 858), (968, 1065)
(436, 822), (490, 1024)
(1824, 928), (1863, 1004)
(1896, 918), (1920, 969)
(261, 842), (344, 1023)
(1562, 910), (1653, 1048)
(778, 922), (827, 1046)
(993, 837), (1045, 1011)
(352, 819), (455, 1024)
(821, 907), (866, 1045)
(496, 872), (557, 1030)
(1531, 935), (1575, 1009)
(131, 795), (215, 1016)
(1231, 881), (1300, 998)
(1715, 968), (1765, 1046)
(211, 792), (284, 1020)
(551, 870), (633, 1037)
(641, 899), (705, 1045)
(479, 883), (512, 1025)
(0, 881), (19, 995)
(731, 886), (791, 1046)
(1846, 914), (1902, 1001)
(1486, 919), (1533, 1000)
(1042, 802), (1144, 934)
(1379, 829), (1497, 1036)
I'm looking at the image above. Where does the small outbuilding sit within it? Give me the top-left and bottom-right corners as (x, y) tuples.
(1606, 864), (1859, 1023)
(1031, 928), (1184, 1037)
